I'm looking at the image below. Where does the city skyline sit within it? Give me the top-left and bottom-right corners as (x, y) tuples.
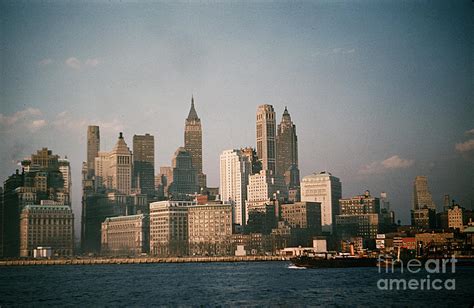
(1, 1), (473, 233)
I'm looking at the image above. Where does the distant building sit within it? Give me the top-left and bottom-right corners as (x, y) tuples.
(87, 125), (100, 177)
(149, 201), (194, 256)
(413, 176), (435, 210)
(219, 149), (252, 226)
(19, 202), (74, 257)
(241, 147), (262, 175)
(95, 132), (133, 194)
(301, 171), (342, 233)
(188, 204), (233, 256)
(101, 214), (149, 256)
(156, 166), (173, 198)
(169, 147), (199, 199)
(246, 169), (287, 225)
(133, 134), (155, 197)
(411, 208), (436, 229)
(281, 202), (322, 232)
(256, 104), (277, 174)
(335, 214), (379, 239)
(276, 107), (300, 190)
(448, 205), (463, 231)
(184, 96), (206, 190)
(443, 194), (451, 212)
(339, 190), (380, 215)
(58, 158), (71, 205)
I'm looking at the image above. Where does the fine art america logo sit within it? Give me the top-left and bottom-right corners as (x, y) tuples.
(377, 256), (457, 291)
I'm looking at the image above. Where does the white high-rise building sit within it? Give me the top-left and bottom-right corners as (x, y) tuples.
(219, 149), (252, 226)
(301, 171), (342, 233)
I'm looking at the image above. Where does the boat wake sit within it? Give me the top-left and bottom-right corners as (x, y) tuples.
(288, 264), (306, 269)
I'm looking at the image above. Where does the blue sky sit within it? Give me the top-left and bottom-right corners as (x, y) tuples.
(1, 1), (473, 234)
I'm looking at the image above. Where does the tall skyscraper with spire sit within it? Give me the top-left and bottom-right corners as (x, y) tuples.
(276, 107), (300, 189)
(256, 104), (276, 175)
(184, 96), (206, 190)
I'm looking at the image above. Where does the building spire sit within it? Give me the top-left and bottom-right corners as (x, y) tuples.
(187, 95), (199, 120)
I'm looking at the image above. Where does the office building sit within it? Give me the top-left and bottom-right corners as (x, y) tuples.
(188, 203), (233, 256)
(448, 205), (463, 231)
(19, 202), (74, 257)
(256, 104), (276, 174)
(301, 171), (342, 233)
(413, 176), (436, 210)
(101, 214), (149, 256)
(276, 107), (299, 189)
(339, 190), (380, 215)
(169, 147), (199, 199)
(87, 125), (100, 177)
(281, 202), (322, 233)
(219, 149), (252, 226)
(133, 134), (155, 196)
(184, 96), (206, 190)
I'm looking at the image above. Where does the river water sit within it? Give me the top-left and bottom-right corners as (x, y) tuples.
(1, 261), (473, 306)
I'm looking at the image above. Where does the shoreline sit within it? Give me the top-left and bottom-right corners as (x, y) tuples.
(0, 255), (290, 266)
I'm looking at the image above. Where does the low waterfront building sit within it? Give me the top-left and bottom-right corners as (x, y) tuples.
(101, 214), (149, 256)
(149, 201), (194, 256)
(19, 202), (74, 257)
(188, 203), (233, 256)
(281, 202), (322, 231)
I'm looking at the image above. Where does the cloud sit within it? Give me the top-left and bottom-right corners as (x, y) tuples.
(38, 58), (53, 66)
(465, 128), (474, 136)
(0, 108), (42, 126)
(455, 139), (474, 153)
(29, 119), (47, 131)
(85, 58), (100, 67)
(359, 155), (414, 175)
(65, 57), (82, 70)
(52, 111), (123, 134)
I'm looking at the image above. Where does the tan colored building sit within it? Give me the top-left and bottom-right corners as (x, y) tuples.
(256, 104), (276, 174)
(413, 176), (435, 210)
(448, 205), (463, 231)
(276, 107), (299, 189)
(184, 96), (206, 190)
(335, 213), (379, 239)
(19, 202), (74, 257)
(95, 132), (133, 194)
(149, 201), (194, 256)
(188, 204), (233, 256)
(101, 214), (149, 256)
(281, 202), (322, 231)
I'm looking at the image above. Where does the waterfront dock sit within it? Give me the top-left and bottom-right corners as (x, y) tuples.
(0, 255), (290, 266)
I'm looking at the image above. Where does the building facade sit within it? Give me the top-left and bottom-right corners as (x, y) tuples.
(169, 147), (198, 199)
(101, 214), (149, 256)
(256, 104), (277, 174)
(188, 204), (233, 256)
(339, 190), (380, 215)
(184, 96), (206, 190)
(19, 202), (74, 257)
(413, 176), (436, 210)
(149, 201), (194, 256)
(276, 107), (299, 189)
(448, 205), (463, 231)
(281, 202), (322, 233)
(301, 171), (342, 233)
(133, 133), (155, 196)
(87, 125), (100, 177)
(219, 149), (252, 226)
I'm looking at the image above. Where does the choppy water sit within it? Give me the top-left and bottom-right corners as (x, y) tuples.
(1, 262), (473, 306)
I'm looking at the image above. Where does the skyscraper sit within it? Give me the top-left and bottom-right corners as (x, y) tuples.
(256, 104), (277, 175)
(169, 147), (198, 199)
(301, 171), (342, 234)
(58, 157), (72, 205)
(133, 134), (155, 196)
(87, 126), (100, 177)
(95, 132), (133, 194)
(276, 107), (299, 188)
(219, 149), (252, 226)
(184, 96), (206, 190)
(413, 176), (435, 210)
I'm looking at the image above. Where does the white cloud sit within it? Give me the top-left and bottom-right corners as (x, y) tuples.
(38, 58), (53, 66)
(0, 108), (43, 127)
(85, 58), (100, 67)
(29, 119), (47, 131)
(465, 128), (474, 136)
(455, 139), (474, 153)
(65, 57), (81, 70)
(359, 155), (414, 175)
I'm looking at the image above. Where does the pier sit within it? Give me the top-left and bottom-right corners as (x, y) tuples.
(0, 255), (290, 266)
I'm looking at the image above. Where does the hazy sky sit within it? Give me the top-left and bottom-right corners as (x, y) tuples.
(1, 1), (473, 234)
